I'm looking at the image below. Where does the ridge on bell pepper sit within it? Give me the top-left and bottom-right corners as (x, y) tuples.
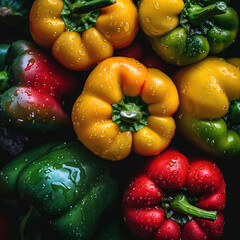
(29, 0), (138, 71)
(173, 57), (240, 158)
(0, 142), (118, 240)
(122, 148), (226, 240)
(0, 40), (77, 133)
(138, 0), (239, 66)
(71, 57), (179, 161)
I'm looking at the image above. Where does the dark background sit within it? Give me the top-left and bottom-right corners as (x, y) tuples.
(1, 0), (240, 239)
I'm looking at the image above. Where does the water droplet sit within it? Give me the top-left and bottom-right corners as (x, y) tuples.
(147, 140), (153, 146)
(124, 22), (130, 32)
(146, 17), (151, 23)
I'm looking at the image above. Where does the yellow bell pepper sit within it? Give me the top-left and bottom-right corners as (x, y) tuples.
(72, 57), (179, 161)
(174, 57), (240, 158)
(29, 0), (138, 71)
(139, 0), (239, 66)
(139, 0), (184, 37)
(227, 58), (240, 68)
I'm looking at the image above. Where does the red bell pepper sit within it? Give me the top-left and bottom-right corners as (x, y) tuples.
(122, 149), (226, 240)
(0, 212), (9, 239)
(0, 40), (77, 133)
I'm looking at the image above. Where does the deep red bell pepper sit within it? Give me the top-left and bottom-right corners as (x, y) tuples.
(0, 40), (77, 133)
(122, 149), (226, 240)
(0, 212), (9, 239)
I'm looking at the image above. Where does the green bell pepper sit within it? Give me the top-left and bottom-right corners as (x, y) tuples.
(139, 0), (239, 65)
(0, 142), (118, 240)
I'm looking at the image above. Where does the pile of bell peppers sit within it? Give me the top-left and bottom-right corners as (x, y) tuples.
(0, 0), (239, 240)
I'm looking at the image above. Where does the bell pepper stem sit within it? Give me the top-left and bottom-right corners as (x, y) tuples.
(0, 68), (9, 92)
(20, 205), (43, 240)
(120, 109), (142, 123)
(112, 95), (149, 132)
(170, 194), (217, 221)
(187, 1), (227, 26)
(0, 7), (12, 17)
(70, 0), (116, 14)
(119, 101), (143, 123)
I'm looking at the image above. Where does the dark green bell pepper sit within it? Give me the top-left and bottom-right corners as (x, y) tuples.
(95, 217), (139, 240)
(139, 0), (239, 65)
(0, 142), (118, 240)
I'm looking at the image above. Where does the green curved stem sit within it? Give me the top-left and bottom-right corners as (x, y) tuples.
(0, 68), (9, 92)
(187, 1), (227, 26)
(170, 194), (217, 221)
(70, 0), (116, 14)
(20, 206), (42, 240)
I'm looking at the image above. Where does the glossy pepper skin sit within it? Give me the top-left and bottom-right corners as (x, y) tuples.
(72, 57), (179, 161)
(29, 0), (138, 71)
(122, 149), (226, 240)
(139, 0), (239, 66)
(0, 142), (118, 240)
(114, 39), (169, 74)
(174, 57), (240, 158)
(0, 40), (77, 133)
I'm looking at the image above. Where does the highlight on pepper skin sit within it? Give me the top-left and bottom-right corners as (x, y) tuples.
(71, 57), (179, 161)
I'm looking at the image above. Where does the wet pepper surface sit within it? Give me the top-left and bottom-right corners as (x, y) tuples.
(0, 0), (240, 240)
